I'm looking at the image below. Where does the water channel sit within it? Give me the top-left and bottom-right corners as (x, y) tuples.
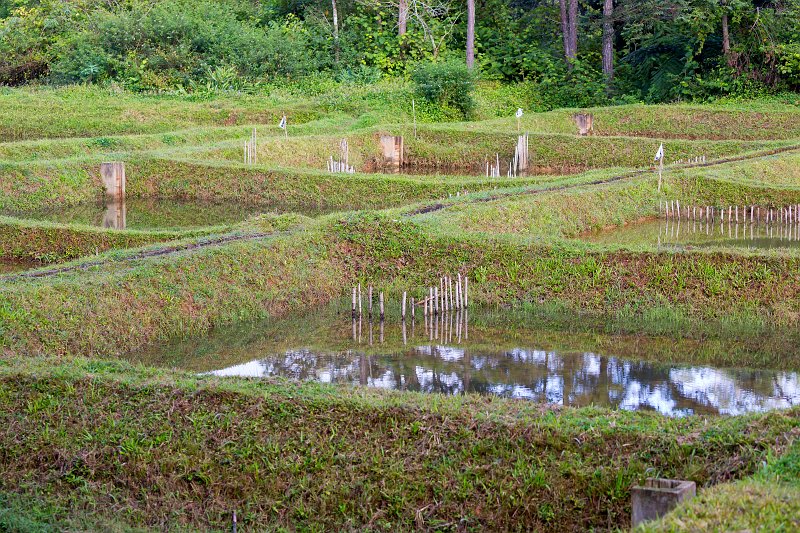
(1, 198), (341, 230)
(581, 219), (800, 251)
(129, 305), (800, 417)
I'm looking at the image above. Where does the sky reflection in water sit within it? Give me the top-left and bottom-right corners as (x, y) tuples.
(206, 337), (800, 417)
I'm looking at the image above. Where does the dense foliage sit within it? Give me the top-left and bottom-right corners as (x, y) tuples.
(1, 0), (799, 107)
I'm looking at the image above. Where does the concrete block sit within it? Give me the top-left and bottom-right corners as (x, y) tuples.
(573, 113), (594, 136)
(100, 162), (126, 200)
(379, 135), (404, 171)
(631, 478), (696, 528)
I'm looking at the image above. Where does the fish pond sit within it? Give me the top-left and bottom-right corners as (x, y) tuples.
(129, 305), (800, 417)
(0, 258), (39, 274)
(1, 198), (340, 230)
(581, 219), (800, 251)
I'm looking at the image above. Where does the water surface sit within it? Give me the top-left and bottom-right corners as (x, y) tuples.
(130, 306), (800, 417)
(582, 219), (800, 251)
(0, 258), (38, 274)
(1, 198), (339, 230)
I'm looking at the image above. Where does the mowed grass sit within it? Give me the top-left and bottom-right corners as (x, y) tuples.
(0, 355), (797, 532)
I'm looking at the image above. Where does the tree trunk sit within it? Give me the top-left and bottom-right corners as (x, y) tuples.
(331, 0), (340, 63)
(399, 0), (408, 36)
(559, 0), (572, 63)
(466, 0), (475, 69)
(602, 0), (614, 86)
(722, 13), (732, 64)
(568, 0), (578, 62)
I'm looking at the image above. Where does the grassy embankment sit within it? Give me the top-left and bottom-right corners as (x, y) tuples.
(2, 87), (800, 530)
(0, 355), (797, 532)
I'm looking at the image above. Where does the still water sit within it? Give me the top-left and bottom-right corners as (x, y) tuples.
(1, 198), (339, 230)
(130, 307), (800, 417)
(582, 219), (800, 251)
(0, 258), (38, 274)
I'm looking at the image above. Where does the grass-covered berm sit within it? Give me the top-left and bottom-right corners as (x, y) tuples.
(0, 355), (797, 532)
(3, 87), (800, 530)
(2, 206), (800, 357)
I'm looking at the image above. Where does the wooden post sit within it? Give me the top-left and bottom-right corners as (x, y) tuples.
(352, 287), (357, 320)
(411, 297), (415, 319)
(658, 157), (663, 193)
(402, 291), (407, 321)
(368, 285), (373, 318)
(464, 277), (469, 308)
(448, 276), (454, 311)
(379, 291), (385, 321)
(433, 286), (438, 315)
(358, 283), (362, 317)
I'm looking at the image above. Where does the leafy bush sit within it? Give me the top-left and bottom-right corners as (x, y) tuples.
(411, 60), (475, 118)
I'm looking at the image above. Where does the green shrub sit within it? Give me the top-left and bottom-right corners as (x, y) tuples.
(411, 60), (475, 118)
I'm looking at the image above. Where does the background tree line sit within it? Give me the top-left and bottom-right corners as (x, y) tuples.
(1, 0), (799, 107)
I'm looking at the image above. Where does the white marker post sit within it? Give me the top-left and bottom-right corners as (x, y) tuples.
(516, 108), (523, 132)
(279, 115), (288, 139)
(654, 143), (665, 192)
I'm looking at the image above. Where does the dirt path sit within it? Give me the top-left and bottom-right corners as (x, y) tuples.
(1, 231), (277, 281)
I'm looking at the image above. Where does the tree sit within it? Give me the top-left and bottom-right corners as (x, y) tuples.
(602, 0), (614, 85)
(466, 0), (475, 68)
(399, 0), (408, 35)
(332, 0), (340, 62)
(559, 0), (578, 65)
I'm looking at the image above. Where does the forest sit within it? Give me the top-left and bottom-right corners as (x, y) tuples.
(1, 0), (799, 108)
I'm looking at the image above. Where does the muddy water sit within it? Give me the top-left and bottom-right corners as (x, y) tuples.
(129, 306), (800, 417)
(581, 219), (800, 251)
(1, 198), (340, 230)
(0, 258), (38, 274)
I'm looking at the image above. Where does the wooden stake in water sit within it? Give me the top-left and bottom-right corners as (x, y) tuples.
(358, 283), (362, 317)
(402, 291), (407, 321)
(351, 287), (356, 320)
(411, 297), (415, 319)
(464, 277), (469, 308)
(448, 276), (454, 311)
(368, 285), (373, 318)
(379, 291), (385, 322)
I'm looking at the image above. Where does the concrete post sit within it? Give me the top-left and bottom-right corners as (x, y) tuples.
(631, 478), (696, 528)
(100, 162), (126, 200)
(379, 135), (404, 172)
(573, 113), (594, 136)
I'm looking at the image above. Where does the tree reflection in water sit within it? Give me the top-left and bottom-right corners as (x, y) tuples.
(210, 344), (800, 417)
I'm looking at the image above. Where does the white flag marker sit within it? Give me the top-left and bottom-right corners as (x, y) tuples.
(654, 143), (664, 162)
(655, 143), (665, 192)
(279, 115), (287, 138)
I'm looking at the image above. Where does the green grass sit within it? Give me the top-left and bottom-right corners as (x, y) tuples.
(641, 440), (800, 532)
(0, 354), (797, 532)
(3, 86), (800, 530)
